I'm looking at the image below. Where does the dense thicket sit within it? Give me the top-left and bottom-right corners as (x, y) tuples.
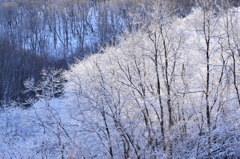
(0, 38), (49, 102)
(0, 37), (68, 103)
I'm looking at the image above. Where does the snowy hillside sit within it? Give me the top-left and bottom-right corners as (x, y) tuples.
(1, 5), (240, 159)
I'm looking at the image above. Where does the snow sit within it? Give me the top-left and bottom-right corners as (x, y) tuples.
(1, 6), (240, 159)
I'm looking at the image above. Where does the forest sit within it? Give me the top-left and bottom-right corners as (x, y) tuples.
(1, 0), (240, 158)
